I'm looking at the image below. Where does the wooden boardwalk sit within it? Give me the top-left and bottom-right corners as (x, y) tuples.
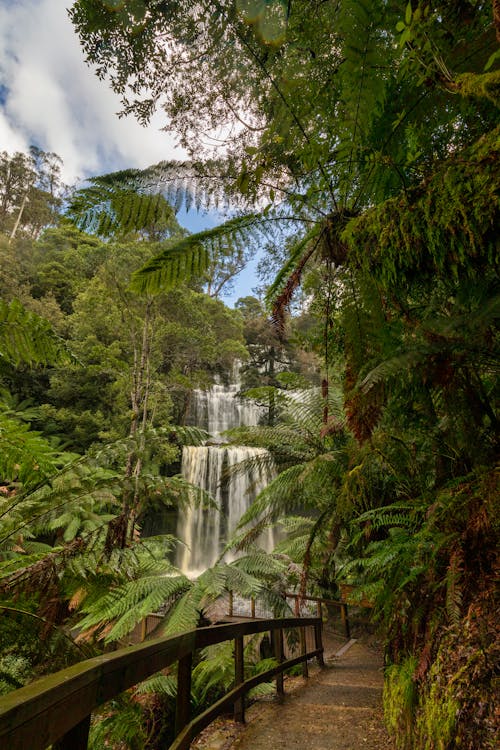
(194, 640), (393, 750)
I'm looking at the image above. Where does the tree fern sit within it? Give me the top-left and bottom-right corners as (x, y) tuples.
(335, 0), (392, 206)
(67, 175), (181, 238)
(77, 560), (191, 643)
(130, 213), (274, 295)
(0, 298), (71, 367)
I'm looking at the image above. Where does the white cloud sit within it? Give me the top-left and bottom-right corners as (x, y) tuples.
(0, 0), (186, 183)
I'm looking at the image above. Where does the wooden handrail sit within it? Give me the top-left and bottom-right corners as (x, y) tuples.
(284, 592), (351, 639)
(0, 616), (322, 750)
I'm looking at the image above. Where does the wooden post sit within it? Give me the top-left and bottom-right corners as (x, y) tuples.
(233, 636), (245, 723)
(300, 626), (309, 678)
(141, 617), (147, 642)
(175, 652), (193, 735)
(340, 603), (351, 639)
(316, 600), (321, 618)
(228, 590), (234, 617)
(294, 595), (300, 617)
(314, 622), (325, 667)
(251, 597), (255, 619)
(274, 628), (284, 697)
(53, 715), (91, 750)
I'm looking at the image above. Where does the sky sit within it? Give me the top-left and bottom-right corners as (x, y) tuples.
(0, 0), (258, 304)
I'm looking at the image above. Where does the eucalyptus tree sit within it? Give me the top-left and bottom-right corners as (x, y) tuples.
(0, 148), (65, 240)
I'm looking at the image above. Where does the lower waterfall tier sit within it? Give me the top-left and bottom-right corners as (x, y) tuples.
(177, 445), (275, 576)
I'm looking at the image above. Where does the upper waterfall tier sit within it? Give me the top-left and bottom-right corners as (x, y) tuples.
(187, 384), (265, 435)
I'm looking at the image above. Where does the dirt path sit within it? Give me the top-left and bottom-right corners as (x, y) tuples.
(193, 638), (394, 750)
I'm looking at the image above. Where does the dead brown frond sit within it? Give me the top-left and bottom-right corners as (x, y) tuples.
(0, 537), (85, 597)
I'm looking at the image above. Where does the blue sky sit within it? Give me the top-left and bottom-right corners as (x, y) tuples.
(0, 0), (258, 305)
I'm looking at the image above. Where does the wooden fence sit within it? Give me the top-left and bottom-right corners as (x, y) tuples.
(0, 617), (323, 750)
(227, 591), (352, 639)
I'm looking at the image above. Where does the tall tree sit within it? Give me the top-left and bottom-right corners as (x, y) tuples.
(0, 148), (65, 240)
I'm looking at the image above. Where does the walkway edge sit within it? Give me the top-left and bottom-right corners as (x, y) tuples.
(333, 638), (357, 658)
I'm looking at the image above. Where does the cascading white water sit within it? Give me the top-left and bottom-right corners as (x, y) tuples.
(177, 445), (274, 576)
(177, 380), (276, 576)
(187, 384), (264, 435)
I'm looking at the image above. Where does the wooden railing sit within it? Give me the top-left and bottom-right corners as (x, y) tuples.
(227, 591), (352, 639)
(286, 593), (352, 639)
(0, 617), (323, 750)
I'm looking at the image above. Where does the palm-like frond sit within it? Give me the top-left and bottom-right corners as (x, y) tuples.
(129, 213), (270, 294)
(87, 161), (238, 214)
(0, 413), (63, 489)
(265, 225), (322, 319)
(192, 641), (235, 706)
(68, 180), (178, 237)
(0, 458), (120, 553)
(133, 673), (177, 698)
(0, 299), (71, 367)
(335, 0), (392, 206)
(77, 560), (190, 643)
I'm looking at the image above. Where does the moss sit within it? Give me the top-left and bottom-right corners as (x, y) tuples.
(383, 656), (418, 749)
(342, 127), (500, 289)
(414, 673), (459, 750)
(456, 71), (500, 109)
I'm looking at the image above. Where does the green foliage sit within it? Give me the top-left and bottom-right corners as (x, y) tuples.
(0, 298), (71, 368)
(89, 694), (147, 750)
(0, 409), (63, 487)
(383, 656), (419, 749)
(343, 127), (500, 288)
(192, 641), (235, 707)
(414, 673), (458, 750)
(0, 148), (64, 239)
(0, 654), (32, 695)
(0, 3), (497, 748)
(76, 554), (191, 643)
(68, 177), (181, 239)
(130, 213), (268, 295)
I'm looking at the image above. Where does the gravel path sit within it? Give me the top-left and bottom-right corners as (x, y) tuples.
(193, 638), (394, 750)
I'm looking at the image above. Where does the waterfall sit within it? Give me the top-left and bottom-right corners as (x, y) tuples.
(186, 384), (264, 435)
(177, 380), (275, 576)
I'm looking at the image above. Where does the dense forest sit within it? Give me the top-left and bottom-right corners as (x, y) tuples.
(1, 1), (498, 749)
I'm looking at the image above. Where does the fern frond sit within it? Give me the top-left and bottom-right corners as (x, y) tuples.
(77, 564), (190, 643)
(133, 674), (177, 698)
(445, 549), (463, 627)
(0, 299), (71, 367)
(0, 413), (62, 489)
(129, 213), (267, 294)
(336, 0), (392, 206)
(67, 174), (179, 237)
